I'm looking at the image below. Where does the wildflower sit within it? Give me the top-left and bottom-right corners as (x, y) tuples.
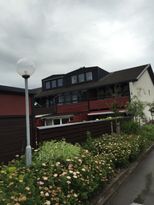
(42, 176), (48, 181)
(53, 173), (58, 177)
(66, 180), (71, 184)
(42, 163), (46, 167)
(56, 162), (60, 166)
(37, 181), (44, 185)
(66, 176), (71, 180)
(74, 193), (78, 198)
(44, 200), (51, 205)
(45, 192), (50, 197)
(25, 186), (30, 191)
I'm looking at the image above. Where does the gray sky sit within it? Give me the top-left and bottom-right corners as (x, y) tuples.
(0, 0), (154, 88)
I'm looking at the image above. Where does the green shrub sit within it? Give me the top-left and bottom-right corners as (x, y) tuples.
(33, 140), (81, 166)
(141, 124), (154, 142)
(121, 120), (140, 134)
(0, 133), (149, 205)
(0, 141), (114, 205)
(83, 134), (146, 168)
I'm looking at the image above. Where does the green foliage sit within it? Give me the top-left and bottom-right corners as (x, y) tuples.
(127, 96), (145, 122)
(121, 120), (140, 134)
(0, 130), (152, 205)
(83, 134), (147, 168)
(0, 141), (114, 205)
(33, 140), (81, 165)
(141, 124), (154, 142)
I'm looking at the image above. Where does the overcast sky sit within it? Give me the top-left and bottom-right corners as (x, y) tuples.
(0, 0), (154, 88)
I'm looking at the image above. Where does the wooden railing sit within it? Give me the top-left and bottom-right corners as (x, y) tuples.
(34, 96), (129, 115)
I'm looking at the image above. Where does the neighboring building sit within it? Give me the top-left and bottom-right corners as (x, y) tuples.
(0, 85), (34, 162)
(0, 85), (33, 116)
(34, 64), (154, 126)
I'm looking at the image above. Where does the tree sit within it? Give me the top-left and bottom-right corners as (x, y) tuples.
(127, 96), (145, 123)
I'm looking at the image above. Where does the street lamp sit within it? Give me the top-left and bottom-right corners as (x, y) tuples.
(17, 58), (35, 166)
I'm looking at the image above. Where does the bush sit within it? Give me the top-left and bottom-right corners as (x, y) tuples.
(0, 141), (114, 205)
(33, 140), (81, 166)
(83, 134), (146, 168)
(0, 132), (150, 205)
(141, 124), (154, 142)
(121, 120), (140, 134)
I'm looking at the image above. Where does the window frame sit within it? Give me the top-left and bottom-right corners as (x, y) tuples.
(71, 75), (77, 84)
(86, 72), (93, 81)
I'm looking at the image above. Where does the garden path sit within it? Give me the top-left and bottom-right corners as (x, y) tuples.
(105, 148), (154, 205)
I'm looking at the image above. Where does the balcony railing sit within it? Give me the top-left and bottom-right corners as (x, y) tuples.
(34, 96), (129, 116)
(33, 106), (56, 115)
(89, 96), (129, 111)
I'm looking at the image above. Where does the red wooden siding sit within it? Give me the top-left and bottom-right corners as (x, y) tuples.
(0, 93), (32, 116)
(89, 96), (129, 111)
(0, 116), (35, 163)
(57, 101), (89, 114)
(37, 119), (116, 144)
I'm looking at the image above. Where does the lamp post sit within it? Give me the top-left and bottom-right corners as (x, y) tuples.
(17, 58), (35, 166)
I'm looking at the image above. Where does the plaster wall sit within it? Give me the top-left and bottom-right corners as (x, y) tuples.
(129, 68), (154, 120)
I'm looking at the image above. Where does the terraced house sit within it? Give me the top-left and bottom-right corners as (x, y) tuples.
(34, 64), (154, 126)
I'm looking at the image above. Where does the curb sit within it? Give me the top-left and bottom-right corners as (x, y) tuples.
(91, 144), (154, 205)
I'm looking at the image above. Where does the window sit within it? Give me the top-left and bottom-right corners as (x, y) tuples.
(51, 80), (56, 88)
(72, 92), (78, 103)
(58, 95), (64, 104)
(86, 72), (93, 81)
(58, 78), (63, 87)
(65, 93), (71, 103)
(62, 118), (69, 124)
(78, 73), (85, 83)
(71, 75), (77, 84)
(54, 119), (60, 125)
(45, 81), (50, 89)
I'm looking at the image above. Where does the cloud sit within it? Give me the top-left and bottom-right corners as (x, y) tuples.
(0, 0), (153, 88)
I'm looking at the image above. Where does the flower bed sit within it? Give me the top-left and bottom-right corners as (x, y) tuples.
(0, 131), (151, 205)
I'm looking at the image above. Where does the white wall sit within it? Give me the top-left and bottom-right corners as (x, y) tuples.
(129, 68), (154, 121)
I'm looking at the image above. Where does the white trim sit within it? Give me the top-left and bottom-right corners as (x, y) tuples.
(88, 110), (126, 116)
(136, 64), (150, 80)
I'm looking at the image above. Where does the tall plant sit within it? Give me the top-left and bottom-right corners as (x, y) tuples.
(127, 96), (145, 123)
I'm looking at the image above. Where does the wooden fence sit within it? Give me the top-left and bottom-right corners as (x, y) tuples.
(37, 119), (119, 144)
(0, 116), (34, 163)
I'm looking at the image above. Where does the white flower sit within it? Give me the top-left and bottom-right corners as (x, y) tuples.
(66, 176), (71, 179)
(44, 200), (51, 205)
(45, 192), (50, 197)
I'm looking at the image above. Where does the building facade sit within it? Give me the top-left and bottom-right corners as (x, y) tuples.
(34, 64), (154, 126)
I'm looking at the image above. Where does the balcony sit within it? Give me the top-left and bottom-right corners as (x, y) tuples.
(57, 101), (89, 114)
(33, 106), (56, 115)
(34, 96), (129, 116)
(89, 96), (129, 111)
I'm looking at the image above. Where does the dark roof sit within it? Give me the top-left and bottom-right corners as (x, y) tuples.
(43, 74), (65, 81)
(95, 64), (151, 87)
(0, 85), (34, 95)
(35, 81), (96, 98)
(66, 66), (105, 75)
(31, 87), (42, 94)
(36, 64), (153, 98)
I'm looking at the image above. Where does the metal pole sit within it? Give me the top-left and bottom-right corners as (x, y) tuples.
(24, 77), (32, 166)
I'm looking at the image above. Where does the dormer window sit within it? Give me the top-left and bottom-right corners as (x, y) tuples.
(45, 81), (50, 89)
(58, 78), (63, 87)
(51, 80), (56, 88)
(78, 73), (85, 83)
(71, 75), (77, 84)
(86, 72), (93, 81)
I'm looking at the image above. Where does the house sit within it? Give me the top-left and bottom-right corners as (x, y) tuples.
(34, 64), (154, 126)
(0, 85), (34, 162)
